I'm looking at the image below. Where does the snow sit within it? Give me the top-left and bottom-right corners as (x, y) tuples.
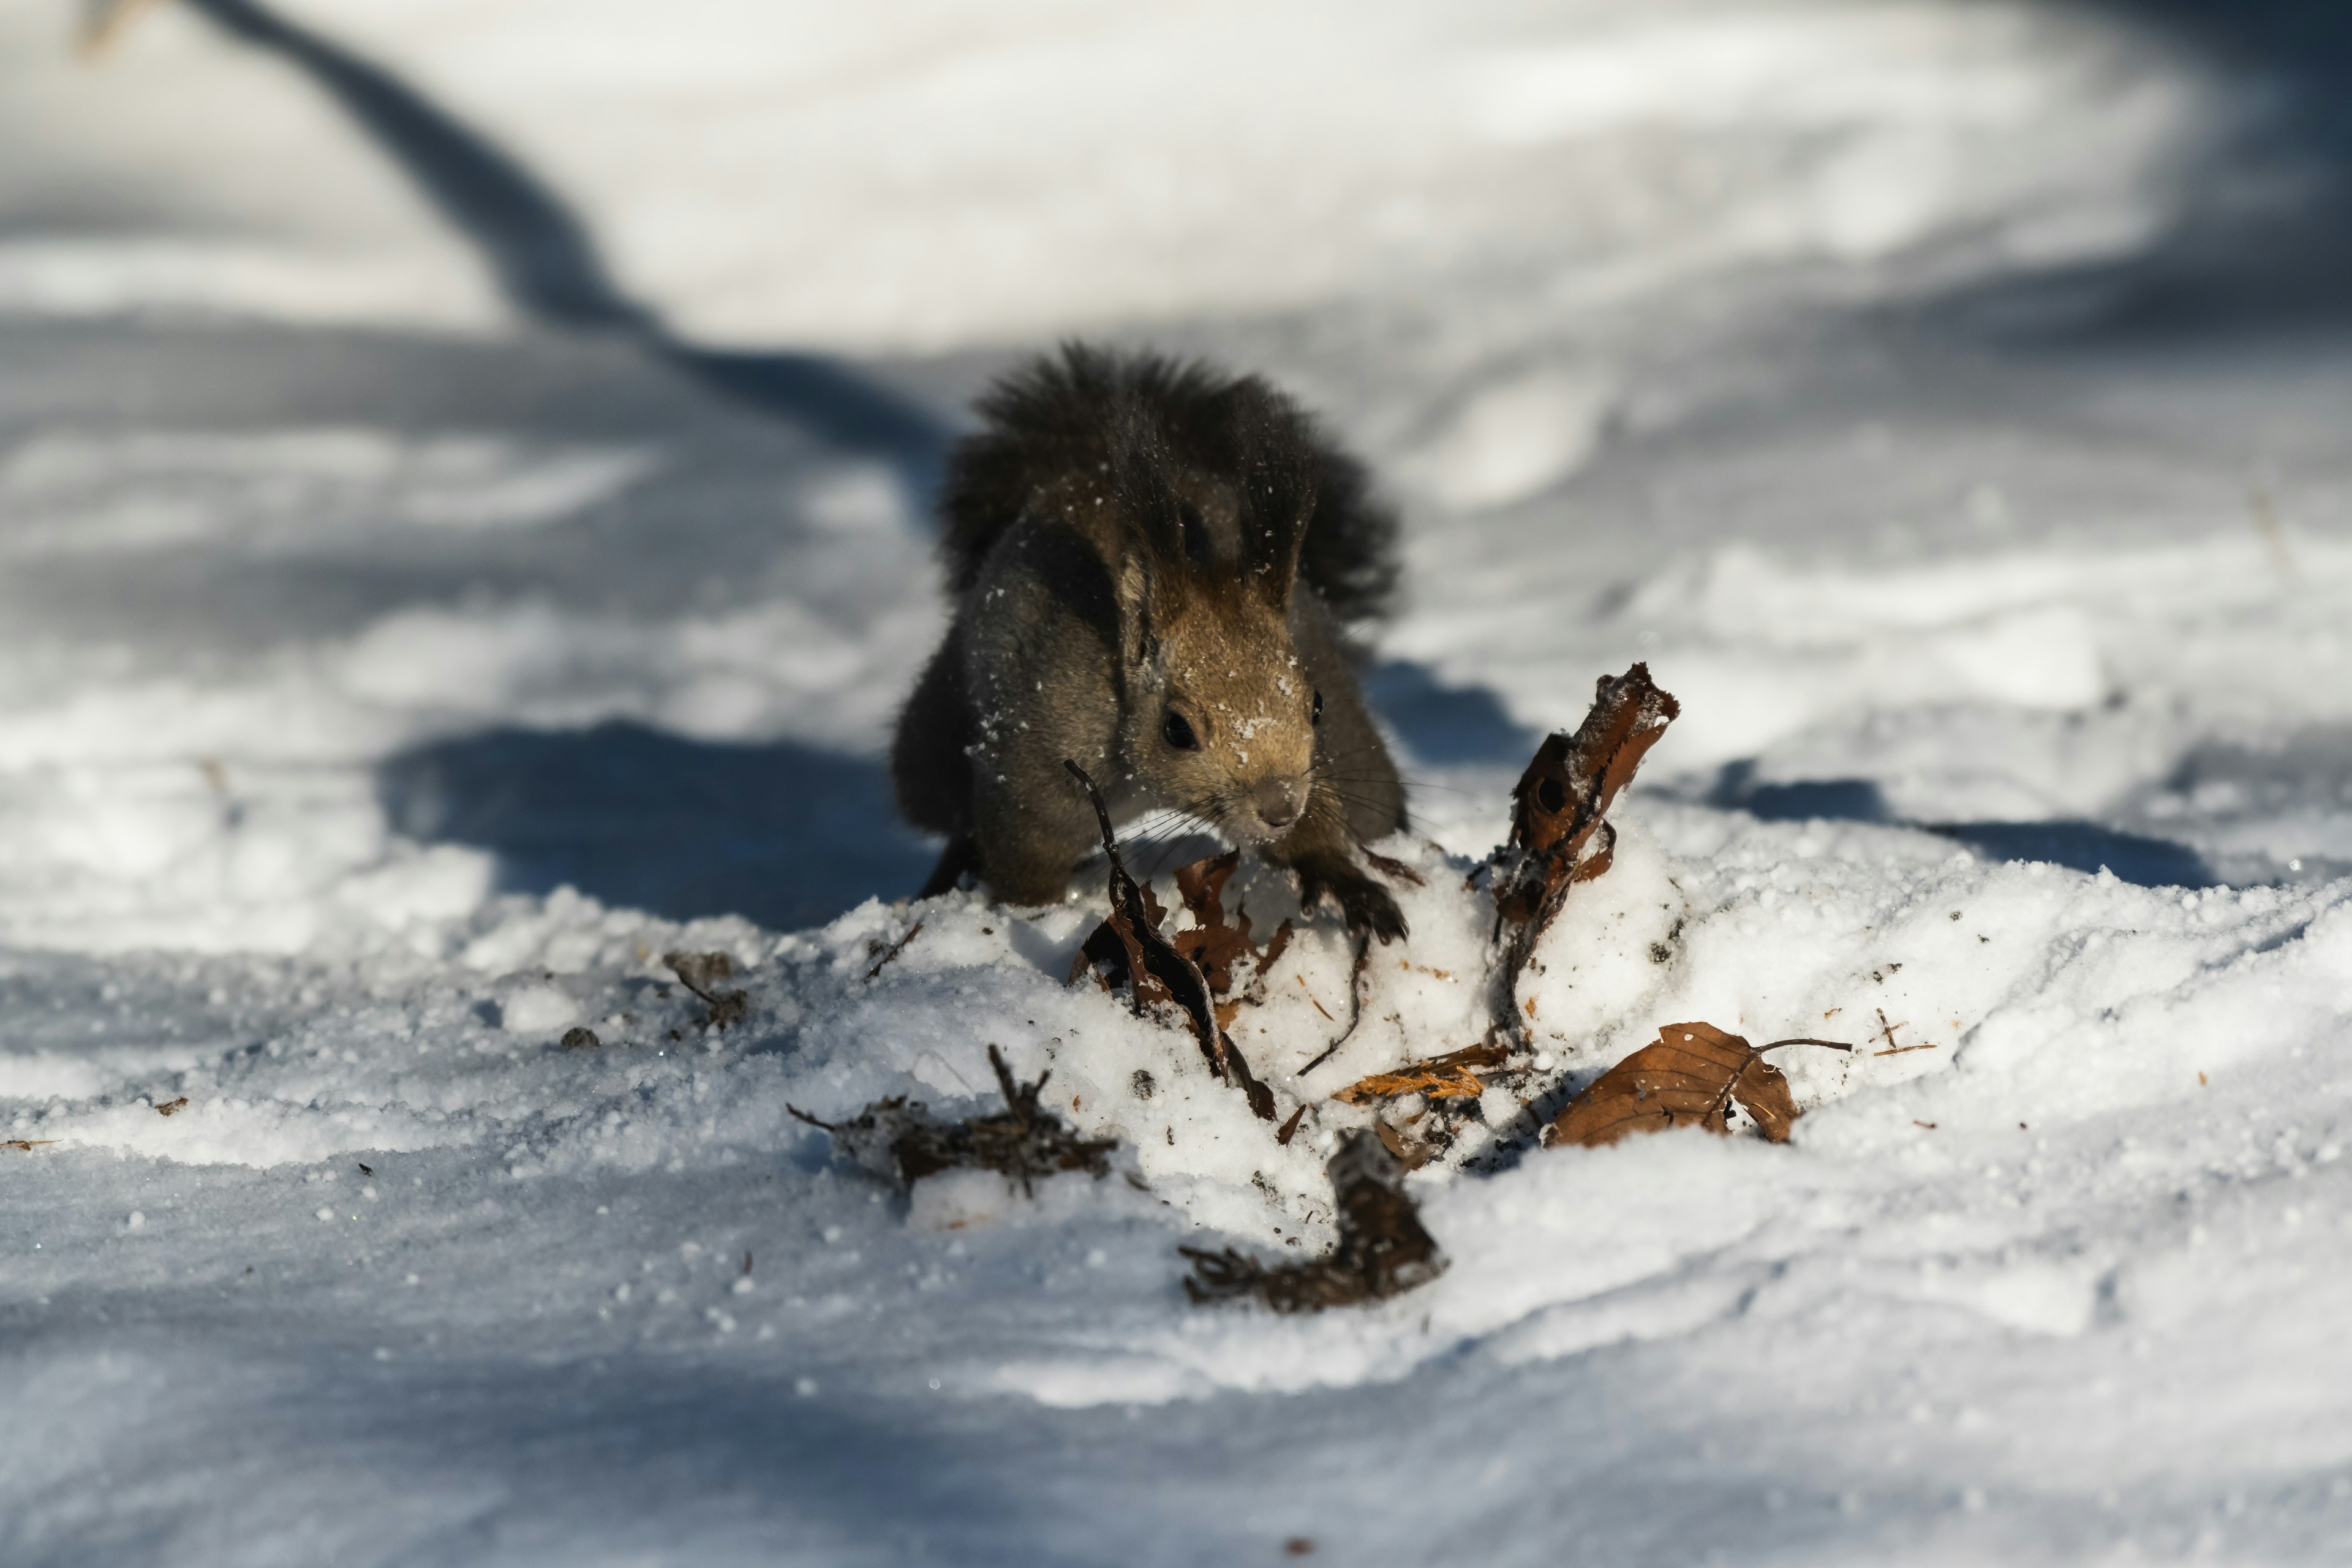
(6, 0), (2352, 1560)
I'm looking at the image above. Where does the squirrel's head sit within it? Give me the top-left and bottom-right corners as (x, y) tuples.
(1102, 377), (1327, 847)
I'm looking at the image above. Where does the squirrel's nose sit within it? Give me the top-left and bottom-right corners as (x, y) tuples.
(1253, 777), (1306, 829)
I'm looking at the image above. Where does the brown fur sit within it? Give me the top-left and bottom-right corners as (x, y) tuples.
(892, 344), (1408, 938)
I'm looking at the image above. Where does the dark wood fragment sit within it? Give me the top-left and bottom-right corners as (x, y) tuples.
(1180, 1129), (1445, 1312)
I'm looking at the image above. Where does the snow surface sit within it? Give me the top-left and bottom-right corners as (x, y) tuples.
(6, 0), (2352, 1561)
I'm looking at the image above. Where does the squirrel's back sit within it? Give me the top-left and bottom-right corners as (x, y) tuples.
(935, 343), (1398, 630)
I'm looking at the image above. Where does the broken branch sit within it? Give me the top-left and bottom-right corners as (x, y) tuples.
(1487, 664), (1678, 1044)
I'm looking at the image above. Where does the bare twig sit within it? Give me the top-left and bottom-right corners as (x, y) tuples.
(1298, 932), (1374, 1076)
(864, 920), (924, 981)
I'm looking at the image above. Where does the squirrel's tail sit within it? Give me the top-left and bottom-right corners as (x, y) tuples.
(935, 344), (1399, 629)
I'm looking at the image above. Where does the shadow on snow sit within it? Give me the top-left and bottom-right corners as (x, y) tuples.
(1708, 763), (2221, 890)
(379, 723), (935, 932)
(183, 0), (948, 490)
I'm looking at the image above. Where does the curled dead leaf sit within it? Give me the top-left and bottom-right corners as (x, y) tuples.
(1333, 1042), (1509, 1105)
(4, 1139), (58, 1152)
(1550, 1022), (1850, 1148)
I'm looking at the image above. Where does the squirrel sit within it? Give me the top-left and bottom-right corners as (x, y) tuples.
(891, 343), (1411, 940)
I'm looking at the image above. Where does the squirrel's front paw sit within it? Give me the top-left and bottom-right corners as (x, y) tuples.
(1300, 866), (1408, 944)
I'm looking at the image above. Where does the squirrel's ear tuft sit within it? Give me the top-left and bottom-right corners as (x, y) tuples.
(1231, 404), (1317, 609)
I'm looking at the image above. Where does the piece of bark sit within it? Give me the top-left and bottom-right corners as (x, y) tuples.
(1550, 1022), (1850, 1148)
(1496, 664), (1680, 921)
(1487, 664), (1678, 1041)
(1180, 1129), (1445, 1311)
(1063, 762), (1278, 1121)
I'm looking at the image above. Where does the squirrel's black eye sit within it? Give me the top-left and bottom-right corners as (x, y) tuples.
(1161, 710), (1200, 751)
(1311, 690), (1324, 725)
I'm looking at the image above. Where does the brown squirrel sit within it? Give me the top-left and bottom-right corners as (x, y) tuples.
(891, 344), (1410, 939)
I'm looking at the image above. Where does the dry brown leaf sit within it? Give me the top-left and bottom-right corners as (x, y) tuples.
(1332, 1042), (1509, 1105)
(4, 1139), (58, 1152)
(154, 1097), (188, 1117)
(1551, 1022), (1850, 1148)
(1170, 852), (1251, 992)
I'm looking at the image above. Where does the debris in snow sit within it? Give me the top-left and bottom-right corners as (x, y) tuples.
(1181, 1129), (1444, 1312)
(1871, 1008), (1934, 1057)
(1063, 761), (1278, 1121)
(154, 1097), (188, 1116)
(1550, 1023), (1851, 1148)
(1487, 663), (1678, 1042)
(1332, 1042), (1510, 1105)
(1297, 932), (1375, 1076)
(790, 1044), (1118, 1196)
(560, 1027), (600, 1050)
(864, 920), (925, 981)
(1169, 851), (1292, 1028)
(3, 1139), (58, 1152)
(663, 951), (749, 1030)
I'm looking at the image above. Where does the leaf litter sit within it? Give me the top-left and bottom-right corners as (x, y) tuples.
(1332, 1042), (1509, 1105)
(663, 951), (749, 1030)
(1181, 1129), (1445, 1312)
(1063, 760), (1278, 1121)
(1550, 1023), (1852, 1148)
(790, 1043), (1117, 1194)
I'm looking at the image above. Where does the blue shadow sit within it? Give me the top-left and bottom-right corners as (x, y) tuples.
(1362, 660), (1539, 766)
(1711, 764), (2220, 889)
(184, 0), (947, 488)
(379, 723), (936, 930)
